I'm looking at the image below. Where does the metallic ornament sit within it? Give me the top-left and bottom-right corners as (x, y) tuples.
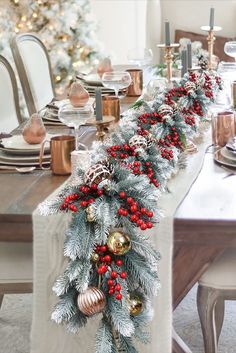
(158, 104), (173, 118)
(127, 294), (143, 316)
(107, 230), (131, 255)
(145, 132), (156, 148)
(77, 287), (106, 316)
(91, 253), (100, 263)
(86, 205), (95, 222)
(84, 162), (111, 186)
(184, 81), (196, 95)
(129, 135), (147, 150)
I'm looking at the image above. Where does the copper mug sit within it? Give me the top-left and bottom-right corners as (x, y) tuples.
(102, 96), (120, 122)
(212, 111), (235, 147)
(39, 135), (75, 175)
(126, 69), (143, 97)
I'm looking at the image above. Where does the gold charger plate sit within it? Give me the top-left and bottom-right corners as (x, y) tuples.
(214, 149), (236, 169)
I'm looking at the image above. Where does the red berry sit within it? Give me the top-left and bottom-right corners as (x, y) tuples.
(130, 214), (138, 222)
(115, 259), (123, 266)
(118, 208), (124, 215)
(91, 184), (97, 190)
(127, 197), (134, 204)
(130, 205), (138, 213)
(115, 283), (121, 291)
(122, 209), (129, 216)
(116, 293), (122, 300)
(107, 279), (114, 287)
(109, 289), (115, 295)
(119, 192), (126, 199)
(97, 267), (104, 275)
(80, 201), (88, 207)
(111, 271), (118, 279)
(88, 198), (95, 204)
(97, 189), (103, 196)
(140, 224), (147, 230)
(120, 272), (127, 279)
(133, 161), (140, 167)
(104, 255), (111, 263)
(136, 219), (143, 226)
(147, 211), (154, 218)
(146, 221), (153, 229)
(140, 207), (147, 214)
(100, 245), (107, 253)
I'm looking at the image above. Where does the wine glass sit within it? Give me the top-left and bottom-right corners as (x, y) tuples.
(224, 41), (236, 61)
(127, 48), (153, 67)
(58, 103), (94, 150)
(101, 71), (132, 98)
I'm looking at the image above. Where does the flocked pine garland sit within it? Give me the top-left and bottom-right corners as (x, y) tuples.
(39, 62), (222, 353)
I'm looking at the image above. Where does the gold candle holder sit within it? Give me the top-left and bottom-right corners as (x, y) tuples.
(200, 26), (222, 70)
(157, 43), (180, 83)
(86, 115), (115, 142)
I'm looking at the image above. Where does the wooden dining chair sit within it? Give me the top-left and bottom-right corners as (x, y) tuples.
(11, 33), (55, 116)
(0, 242), (33, 309)
(197, 249), (236, 353)
(0, 55), (23, 133)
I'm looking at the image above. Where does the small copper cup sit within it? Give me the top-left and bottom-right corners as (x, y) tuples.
(39, 135), (75, 175)
(212, 111), (235, 147)
(102, 96), (120, 122)
(126, 69), (143, 97)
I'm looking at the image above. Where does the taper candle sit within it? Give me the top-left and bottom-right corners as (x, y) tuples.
(209, 8), (215, 30)
(187, 42), (192, 69)
(181, 49), (187, 76)
(95, 88), (103, 121)
(165, 21), (170, 46)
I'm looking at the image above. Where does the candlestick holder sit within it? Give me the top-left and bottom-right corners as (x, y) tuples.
(200, 26), (222, 70)
(157, 43), (180, 83)
(86, 115), (115, 142)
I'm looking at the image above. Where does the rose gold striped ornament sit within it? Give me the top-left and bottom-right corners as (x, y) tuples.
(77, 287), (106, 316)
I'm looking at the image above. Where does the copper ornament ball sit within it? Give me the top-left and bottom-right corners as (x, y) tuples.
(107, 230), (131, 255)
(77, 287), (106, 316)
(127, 295), (143, 316)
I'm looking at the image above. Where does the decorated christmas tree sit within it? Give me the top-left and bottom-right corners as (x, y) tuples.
(0, 0), (102, 87)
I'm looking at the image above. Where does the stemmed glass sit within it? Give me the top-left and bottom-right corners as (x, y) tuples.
(127, 47), (153, 67)
(58, 103), (94, 150)
(101, 71), (132, 98)
(224, 41), (236, 61)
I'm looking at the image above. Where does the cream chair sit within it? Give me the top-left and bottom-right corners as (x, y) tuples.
(0, 242), (33, 309)
(197, 249), (236, 353)
(0, 55), (22, 133)
(11, 33), (55, 116)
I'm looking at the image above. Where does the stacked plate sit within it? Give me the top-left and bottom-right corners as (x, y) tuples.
(214, 138), (236, 168)
(76, 73), (116, 96)
(0, 135), (52, 167)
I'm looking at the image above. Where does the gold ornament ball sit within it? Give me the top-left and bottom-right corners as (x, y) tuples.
(127, 295), (143, 316)
(107, 230), (131, 255)
(91, 253), (100, 263)
(77, 287), (106, 316)
(86, 205), (95, 222)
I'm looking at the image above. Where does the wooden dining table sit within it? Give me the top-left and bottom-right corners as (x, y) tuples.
(0, 98), (236, 353)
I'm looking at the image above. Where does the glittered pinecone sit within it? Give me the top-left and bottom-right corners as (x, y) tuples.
(84, 161), (112, 186)
(184, 81), (196, 95)
(158, 104), (173, 119)
(198, 55), (208, 70)
(129, 135), (147, 150)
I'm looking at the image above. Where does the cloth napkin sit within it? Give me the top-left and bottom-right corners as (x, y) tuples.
(31, 129), (211, 353)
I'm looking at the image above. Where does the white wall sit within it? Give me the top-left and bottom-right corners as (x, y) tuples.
(90, 0), (148, 64)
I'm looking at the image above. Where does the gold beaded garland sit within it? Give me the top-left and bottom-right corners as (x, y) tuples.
(85, 205), (95, 222)
(77, 287), (106, 316)
(107, 230), (131, 255)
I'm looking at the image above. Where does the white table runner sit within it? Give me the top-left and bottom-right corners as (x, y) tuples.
(31, 129), (211, 353)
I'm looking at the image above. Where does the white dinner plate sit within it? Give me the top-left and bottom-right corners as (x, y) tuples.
(1, 134), (53, 151)
(0, 150), (50, 163)
(214, 150), (236, 168)
(82, 74), (102, 86)
(220, 146), (236, 162)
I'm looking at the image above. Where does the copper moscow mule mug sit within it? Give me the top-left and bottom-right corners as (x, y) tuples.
(126, 69), (143, 97)
(102, 96), (120, 122)
(39, 135), (75, 175)
(212, 111), (235, 147)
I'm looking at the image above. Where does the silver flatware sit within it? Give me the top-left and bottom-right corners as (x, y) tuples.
(0, 166), (36, 173)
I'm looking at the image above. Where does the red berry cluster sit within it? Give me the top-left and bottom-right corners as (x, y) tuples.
(184, 116), (195, 126)
(107, 144), (136, 159)
(192, 100), (203, 117)
(60, 184), (103, 212)
(127, 160), (159, 187)
(137, 112), (163, 128)
(118, 192), (154, 230)
(160, 148), (174, 160)
(158, 128), (183, 149)
(94, 244), (126, 301)
(165, 86), (186, 104)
